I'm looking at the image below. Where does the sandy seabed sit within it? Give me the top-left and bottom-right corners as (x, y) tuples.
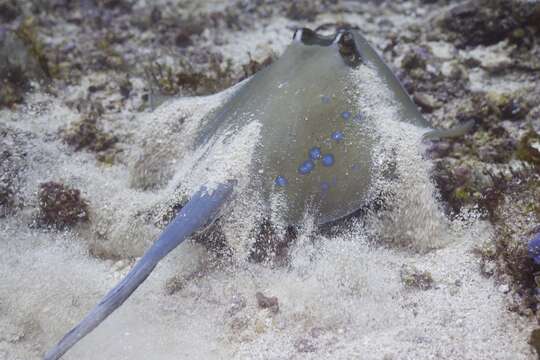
(0, 86), (534, 360)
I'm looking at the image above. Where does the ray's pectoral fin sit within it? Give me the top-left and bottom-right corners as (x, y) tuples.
(422, 120), (475, 140)
(43, 181), (234, 360)
(349, 30), (474, 141)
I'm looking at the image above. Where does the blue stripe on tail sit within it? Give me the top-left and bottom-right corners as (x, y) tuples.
(44, 182), (234, 360)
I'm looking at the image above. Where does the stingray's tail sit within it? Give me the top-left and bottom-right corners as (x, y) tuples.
(43, 182), (234, 360)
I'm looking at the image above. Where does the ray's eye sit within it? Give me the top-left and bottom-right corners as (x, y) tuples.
(337, 31), (362, 68)
(292, 28), (303, 42)
(294, 28), (362, 68)
(294, 28), (336, 46)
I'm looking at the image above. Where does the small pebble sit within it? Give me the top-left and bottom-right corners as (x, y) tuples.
(227, 295), (246, 316)
(254, 319), (267, 334)
(294, 338), (316, 353)
(255, 291), (279, 314)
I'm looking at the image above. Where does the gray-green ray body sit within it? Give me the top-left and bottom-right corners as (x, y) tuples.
(196, 29), (437, 225)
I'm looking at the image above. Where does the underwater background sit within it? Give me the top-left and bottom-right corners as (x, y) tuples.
(1, 0), (540, 359)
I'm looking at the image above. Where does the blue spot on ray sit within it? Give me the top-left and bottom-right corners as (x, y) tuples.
(321, 95), (331, 104)
(341, 111), (351, 120)
(331, 131), (344, 142)
(321, 181), (330, 192)
(309, 147), (322, 160)
(298, 160), (315, 175)
(275, 175), (288, 187)
(322, 154), (335, 167)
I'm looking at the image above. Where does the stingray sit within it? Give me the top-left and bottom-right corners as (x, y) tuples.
(43, 28), (471, 360)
